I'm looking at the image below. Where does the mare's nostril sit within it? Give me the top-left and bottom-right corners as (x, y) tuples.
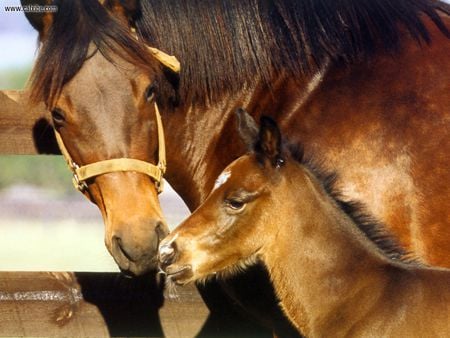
(112, 235), (121, 250)
(112, 235), (133, 261)
(155, 221), (168, 243)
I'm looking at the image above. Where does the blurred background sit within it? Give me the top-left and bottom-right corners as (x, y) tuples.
(0, 0), (190, 272)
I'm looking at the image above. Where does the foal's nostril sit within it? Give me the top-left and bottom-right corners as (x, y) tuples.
(159, 242), (176, 266)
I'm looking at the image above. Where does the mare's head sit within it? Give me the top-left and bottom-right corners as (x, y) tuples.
(24, 0), (179, 275)
(158, 110), (303, 284)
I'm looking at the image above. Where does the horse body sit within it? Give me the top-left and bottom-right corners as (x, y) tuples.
(159, 114), (450, 337)
(281, 19), (450, 265)
(161, 14), (450, 267)
(154, 11), (449, 328)
(262, 174), (450, 337)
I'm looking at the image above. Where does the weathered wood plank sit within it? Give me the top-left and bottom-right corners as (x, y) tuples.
(0, 90), (58, 155)
(160, 283), (211, 338)
(0, 271), (209, 337)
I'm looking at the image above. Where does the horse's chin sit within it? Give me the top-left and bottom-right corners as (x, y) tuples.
(203, 256), (260, 282)
(119, 260), (159, 277)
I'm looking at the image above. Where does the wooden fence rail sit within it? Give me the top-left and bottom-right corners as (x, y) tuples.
(0, 271), (210, 337)
(0, 90), (57, 155)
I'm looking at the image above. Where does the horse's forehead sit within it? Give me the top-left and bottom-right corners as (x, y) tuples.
(215, 156), (265, 190)
(64, 52), (145, 104)
(213, 170), (232, 191)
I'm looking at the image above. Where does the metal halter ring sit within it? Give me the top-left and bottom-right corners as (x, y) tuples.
(71, 162), (88, 192)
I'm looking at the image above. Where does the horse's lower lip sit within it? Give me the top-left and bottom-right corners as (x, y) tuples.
(119, 258), (158, 277)
(119, 268), (135, 278)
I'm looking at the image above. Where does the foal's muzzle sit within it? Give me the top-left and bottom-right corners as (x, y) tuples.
(159, 241), (177, 268)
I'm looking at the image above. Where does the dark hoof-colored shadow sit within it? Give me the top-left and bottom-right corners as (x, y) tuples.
(196, 263), (301, 338)
(75, 272), (165, 337)
(32, 118), (60, 154)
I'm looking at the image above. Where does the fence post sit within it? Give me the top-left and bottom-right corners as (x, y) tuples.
(0, 90), (58, 155)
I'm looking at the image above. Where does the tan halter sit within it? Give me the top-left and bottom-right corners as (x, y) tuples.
(55, 102), (166, 194)
(54, 28), (179, 196)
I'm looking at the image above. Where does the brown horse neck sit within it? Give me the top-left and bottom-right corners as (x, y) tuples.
(163, 74), (321, 210)
(163, 101), (241, 210)
(262, 167), (392, 335)
(163, 81), (263, 209)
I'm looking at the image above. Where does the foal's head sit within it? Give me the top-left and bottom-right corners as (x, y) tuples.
(25, 0), (178, 275)
(159, 110), (306, 284)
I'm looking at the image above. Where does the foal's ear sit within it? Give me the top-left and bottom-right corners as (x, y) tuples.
(256, 116), (285, 168)
(21, 0), (54, 40)
(236, 108), (259, 150)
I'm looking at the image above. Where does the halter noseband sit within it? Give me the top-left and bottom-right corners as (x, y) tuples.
(54, 102), (166, 195)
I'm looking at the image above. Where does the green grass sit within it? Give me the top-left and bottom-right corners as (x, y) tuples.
(0, 66), (32, 89)
(0, 219), (118, 272)
(0, 155), (73, 194)
(0, 65), (77, 194)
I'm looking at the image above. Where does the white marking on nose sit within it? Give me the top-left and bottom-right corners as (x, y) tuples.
(213, 171), (231, 191)
(159, 233), (179, 254)
(160, 244), (174, 257)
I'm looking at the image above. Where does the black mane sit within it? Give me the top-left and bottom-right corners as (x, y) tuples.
(136, 0), (449, 105)
(28, 0), (450, 107)
(286, 143), (419, 264)
(29, 0), (157, 107)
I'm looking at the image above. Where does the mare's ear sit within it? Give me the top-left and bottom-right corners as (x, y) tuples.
(105, 0), (181, 74)
(21, 0), (54, 40)
(255, 116), (285, 168)
(104, 0), (140, 27)
(236, 108), (259, 150)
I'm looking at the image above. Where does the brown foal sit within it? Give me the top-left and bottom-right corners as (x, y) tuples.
(159, 111), (450, 337)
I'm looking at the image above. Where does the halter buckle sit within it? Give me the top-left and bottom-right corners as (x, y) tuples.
(158, 162), (166, 174)
(155, 162), (166, 194)
(71, 162), (88, 192)
(156, 179), (164, 194)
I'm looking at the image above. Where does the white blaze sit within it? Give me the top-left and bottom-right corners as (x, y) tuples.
(213, 171), (231, 191)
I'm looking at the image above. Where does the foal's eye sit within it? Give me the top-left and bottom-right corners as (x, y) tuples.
(225, 199), (246, 212)
(145, 82), (158, 102)
(51, 108), (66, 125)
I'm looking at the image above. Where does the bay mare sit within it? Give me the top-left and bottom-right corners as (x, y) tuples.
(159, 112), (450, 337)
(24, 0), (450, 335)
(22, 0), (176, 276)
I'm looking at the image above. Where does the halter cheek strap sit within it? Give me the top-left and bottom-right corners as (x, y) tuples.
(54, 102), (166, 195)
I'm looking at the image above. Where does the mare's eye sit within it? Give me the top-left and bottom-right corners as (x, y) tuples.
(145, 82), (158, 102)
(51, 108), (66, 125)
(225, 199), (246, 212)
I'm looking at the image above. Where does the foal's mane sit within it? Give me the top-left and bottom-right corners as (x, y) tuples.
(29, 0), (157, 107)
(286, 144), (419, 264)
(135, 0), (449, 105)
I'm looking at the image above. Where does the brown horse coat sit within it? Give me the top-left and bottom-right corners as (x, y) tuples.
(159, 114), (450, 337)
